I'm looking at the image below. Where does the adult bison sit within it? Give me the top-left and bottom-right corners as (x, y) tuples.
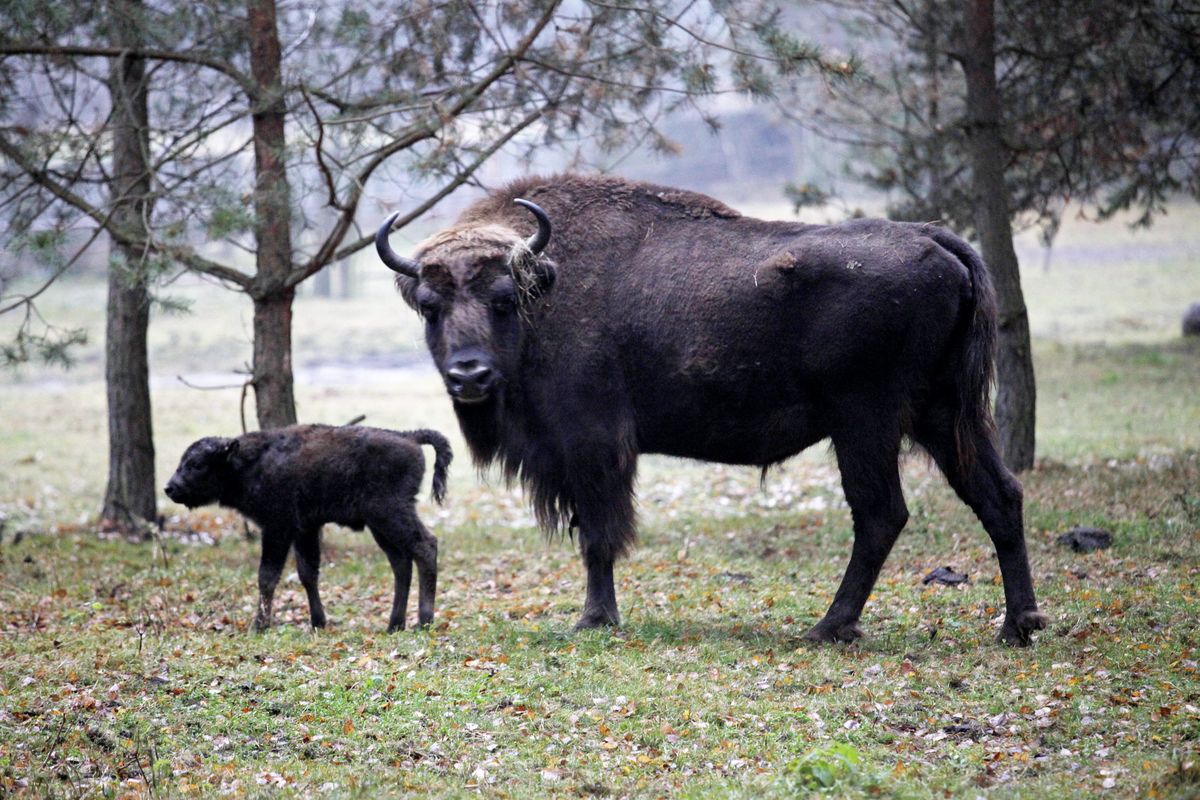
(376, 174), (1047, 646)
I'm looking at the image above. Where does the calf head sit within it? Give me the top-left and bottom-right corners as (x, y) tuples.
(376, 200), (556, 406)
(165, 436), (235, 508)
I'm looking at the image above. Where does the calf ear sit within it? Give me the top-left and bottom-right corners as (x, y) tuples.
(226, 435), (267, 470)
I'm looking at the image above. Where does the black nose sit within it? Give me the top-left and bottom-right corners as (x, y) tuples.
(445, 355), (495, 401)
(164, 480), (179, 499)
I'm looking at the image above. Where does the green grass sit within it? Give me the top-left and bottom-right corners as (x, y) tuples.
(1, 447), (1198, 797)
(1, 203), (1199, 797)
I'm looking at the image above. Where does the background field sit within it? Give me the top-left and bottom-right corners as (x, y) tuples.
(1, 203), (1198, 797)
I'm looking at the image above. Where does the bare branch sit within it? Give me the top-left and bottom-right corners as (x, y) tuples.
(293, 103), (549, 285)
(176, 375), (252, 391)
(300, 86), (347, 212)
(0, 43), (258, 99)
(0, 131), (253, 289)
(290, 1), (562, 282)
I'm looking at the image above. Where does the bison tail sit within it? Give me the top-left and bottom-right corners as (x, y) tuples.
(405, 429), (454, 504)
(927, 227), (998, 471)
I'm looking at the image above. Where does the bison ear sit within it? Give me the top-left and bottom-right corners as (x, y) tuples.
(395, 273), (419, 311)
(528, 257), (557, 298)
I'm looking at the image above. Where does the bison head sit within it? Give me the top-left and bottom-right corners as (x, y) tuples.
(376, 200), (556, 406)
(164, 436), (235, 508)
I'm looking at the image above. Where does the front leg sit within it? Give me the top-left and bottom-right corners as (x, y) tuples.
(576, 545), (620, 629)
(254, 530), (292, 632)
(567, 440), (638, 631)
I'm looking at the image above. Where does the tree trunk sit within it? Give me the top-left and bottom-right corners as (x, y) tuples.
(252, 290), (297, 428)
(103, 262), (156, 529)
(101, 0), (156, 531)
(960, 0), (1036, 472)
(923, 0), (946, 220)
(247, 0), (297, 429)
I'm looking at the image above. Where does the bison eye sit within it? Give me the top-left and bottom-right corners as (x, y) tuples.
(491, 289), (517, 314)
(418, 298), (441, 321)
(415, 289), (443, 321)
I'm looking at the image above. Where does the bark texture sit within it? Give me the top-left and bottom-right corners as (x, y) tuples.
(961, 0), (1036, 472)
(101, 0), (156, 530)
(251, 290), (296, 428)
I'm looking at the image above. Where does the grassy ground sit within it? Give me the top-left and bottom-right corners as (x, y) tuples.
(0, 204), (1198, 797)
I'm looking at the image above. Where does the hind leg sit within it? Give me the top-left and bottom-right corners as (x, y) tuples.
(805, 414), (909, 644)
(915, 410), (1046, 646)
(411, 521), (438, 628)
(293, 527), (326, 629)
(254, 528), (292, 631)
(370, 528), (413, 633)
(369, 510), (428, 633)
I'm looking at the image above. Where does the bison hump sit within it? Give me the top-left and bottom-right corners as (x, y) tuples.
(649, 188), (740, 219)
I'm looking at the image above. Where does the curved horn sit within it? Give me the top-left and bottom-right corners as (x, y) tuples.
(514, 198), (551, 255)
(375, 211), (420, 278)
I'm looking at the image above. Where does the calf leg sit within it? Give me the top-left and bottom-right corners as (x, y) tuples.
(915, 413), (1046, 646)
(806, 416), (908, 644)
(254, 530), (292, 632)
(368, 513), (422, 633)
(411, 526), (438, 628)
(293, 527), (326, 629)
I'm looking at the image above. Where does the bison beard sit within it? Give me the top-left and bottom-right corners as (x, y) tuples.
(165, 425), (450, 633)
(378, 173), (1048, 647)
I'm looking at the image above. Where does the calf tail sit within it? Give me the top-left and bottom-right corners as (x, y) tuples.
(924, 226), (998, 470)
(404, 429), (453, 504)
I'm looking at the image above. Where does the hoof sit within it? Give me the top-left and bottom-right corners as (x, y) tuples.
(803, 621), (863, 644)
(574, 608), (620, 631)
(386, 621), (406, 634)
(997, 610), (1048, 647)
(415, 614), (433, 629)
(311, 617), (327, 630)
(252, 617), (271, 633)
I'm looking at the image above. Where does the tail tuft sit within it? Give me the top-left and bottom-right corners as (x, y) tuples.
(403, 429), (453, 504)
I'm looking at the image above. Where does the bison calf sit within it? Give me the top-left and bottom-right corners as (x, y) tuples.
(165, 424), (451, 633)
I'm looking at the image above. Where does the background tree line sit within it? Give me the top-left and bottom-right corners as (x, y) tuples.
(797, 0), (1199, 470)
(0, 0), (850, 533)
(1, 0), (1197, 533)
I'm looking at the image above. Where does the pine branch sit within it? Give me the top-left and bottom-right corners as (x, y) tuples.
(0, 132), (253, 289)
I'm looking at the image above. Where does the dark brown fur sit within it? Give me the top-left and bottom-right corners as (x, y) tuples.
(385, 173), (1046, 646)
(165, 425), (451, 632)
